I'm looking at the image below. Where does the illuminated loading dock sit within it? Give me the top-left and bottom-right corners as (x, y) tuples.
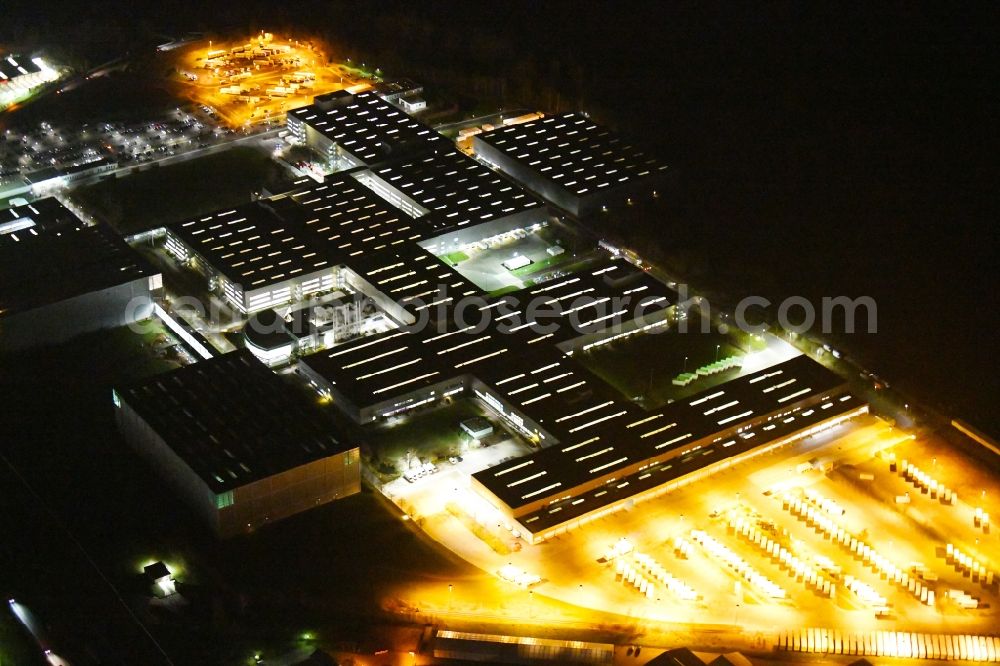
(113, 350), (360, 537)
(473, 112), (669, 217)
(432, 630), (613, 665)
(0, 202), (160, 350)
(472, 355), (867, 543)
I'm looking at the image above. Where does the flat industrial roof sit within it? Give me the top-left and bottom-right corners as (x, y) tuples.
(0, 222), (156, 317)
(0, 55), (41, 81)
(116, 350), (354, 493)
(301, 258), (674, 413)
(0, 197), (85, 245)
(476, 112), (668, 198)
(344, 241), (484, 318)
(517, 393), (866, 533)
(166, 173), (429, 290)
(490, 261), (674, 346)
(474, 353), (850, 513)
(287, 91), (446, 164)
(370, 147), (544, 228)
(168, 200), (335, 289)
(287, 173), (430, 258)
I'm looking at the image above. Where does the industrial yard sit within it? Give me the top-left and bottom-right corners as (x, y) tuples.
(168, 32), (371, 128)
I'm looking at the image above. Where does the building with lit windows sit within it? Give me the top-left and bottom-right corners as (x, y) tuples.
(165, 151), (545, 314)
(164, 172), (418, 313)
(165, 199), (342, 314)
(0, 200), (160, 350)
(0, 54), (60, 109)
(432, 630), (613, 665)
(473, 112), (670, 217)
(113, 350), (360, 537)
(286, 90), (447, 170)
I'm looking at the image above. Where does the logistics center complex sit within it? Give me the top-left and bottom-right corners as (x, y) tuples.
(115, 88), (869, 541)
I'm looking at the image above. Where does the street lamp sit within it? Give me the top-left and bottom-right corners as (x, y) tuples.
(715, 344), (721, 362)
(683, 355), (689, 373)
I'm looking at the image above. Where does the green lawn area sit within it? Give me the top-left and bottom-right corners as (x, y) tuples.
(575, 327), (748, 407)
(364, 399), (489, 474)
(441, 250), (470, 266)
(71, 146), (292, 235)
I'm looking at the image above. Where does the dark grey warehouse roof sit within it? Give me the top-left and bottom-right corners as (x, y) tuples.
(115, 350), (354, 493)
(299, 259), (674, 410)
(0, 221), (156, 317)
(287, 91), (446, 165)
(474, 353), (851, 513)
(0, 197), (86, 245)
(476, 112), (668, 197)
(369, 147), (544, 228)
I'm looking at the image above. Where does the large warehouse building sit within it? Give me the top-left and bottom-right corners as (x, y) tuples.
(298, 259), (676, 425)
(286, 90), (447, 170)
(0, 200), (161, 350)
(113, 350), (360, 537)
(164, 172), (428, 313)
(357, 146), (546, 255)
(164, 93), (862, 546)
(473, 112), (669, 217)
(166, 147), (546, 315)
(471, 355), (866, 542)
(298, 251), (865, 543)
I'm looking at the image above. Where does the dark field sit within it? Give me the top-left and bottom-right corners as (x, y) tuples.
(72, 146), (290, 234)
(577, 329), (746, 408)
(0, 326), (478, 663)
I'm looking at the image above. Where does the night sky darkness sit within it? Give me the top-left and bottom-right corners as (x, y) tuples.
(3, 1), (998, 434)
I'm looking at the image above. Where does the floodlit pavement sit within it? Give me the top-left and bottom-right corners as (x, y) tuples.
(383, 415), (1000, 646)
(170, 34), (369, 128)
(385, 438), (534, 517)
(737, 333), (801, 375)
(445, 231), (562, 293)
